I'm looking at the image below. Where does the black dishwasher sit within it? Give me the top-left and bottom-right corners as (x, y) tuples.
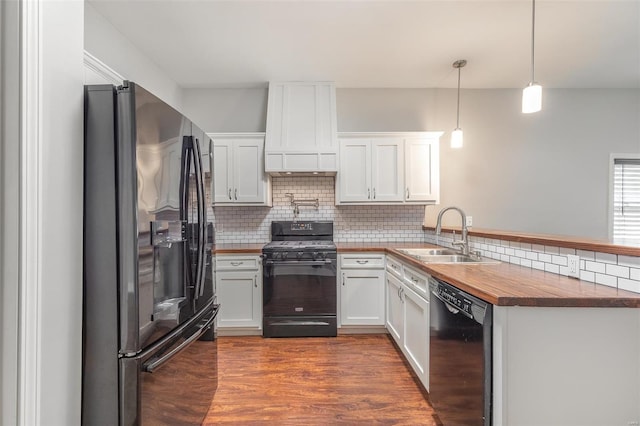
(429, 277), (492, 426)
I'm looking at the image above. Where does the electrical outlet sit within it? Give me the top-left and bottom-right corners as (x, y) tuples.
(466, 216), (473, 227)
(377, 223), (384, 231)
(567, 254), (580, 278)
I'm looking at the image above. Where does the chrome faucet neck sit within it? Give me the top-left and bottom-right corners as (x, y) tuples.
(435, 206), (469, 255)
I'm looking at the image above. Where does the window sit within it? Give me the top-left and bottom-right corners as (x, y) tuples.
(612, 157), (640, 242)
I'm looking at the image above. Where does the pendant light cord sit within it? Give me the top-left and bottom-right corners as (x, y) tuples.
(456, 65), (461, 128)
(530, 0), (536, 83)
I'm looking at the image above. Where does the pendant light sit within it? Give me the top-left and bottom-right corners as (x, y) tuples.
(451, 59), (467, 149)
(522, 0), (542, 113)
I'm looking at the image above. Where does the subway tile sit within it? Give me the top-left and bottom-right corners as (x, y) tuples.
(544, 246), (560, 254)
(595, 273), (617, 288)
(552, 255), (567, 267)
(520, 243), (532, 251)
(605, 264), (630, 279)
(580, 270), (595, 283)
(509, 256), (521, 266)
(618, 278), (640, 294)
(509, 241), (521, 249)
(585, 261), (606, 274)
(505, 248), (515, 256)
(559, 247), (577, 255)
(515, 249), (527, 258)
(595, 252), (617, 264)
(532, 244), (545, 253)
(577, 250), (595, 260)
(545, 263), (560, 274)
(532, 261), (545, 271)
(526, 252), (538, 261)
(519, 258), (532, 268)
(631, 268), (640, 281)
(618, 255), (640, 268)
(559, 266), (569, 276)
(538, 253), (552, 263)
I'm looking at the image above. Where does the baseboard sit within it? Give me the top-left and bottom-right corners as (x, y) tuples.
(217, 328), (263, 337)
(338, 326), (389, 335)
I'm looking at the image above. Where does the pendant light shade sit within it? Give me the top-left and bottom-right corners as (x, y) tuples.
(451, 59), (466, 149)
(522, 0), (542, 113)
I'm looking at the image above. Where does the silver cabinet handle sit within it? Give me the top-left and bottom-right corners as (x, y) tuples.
(406, 188), (410, 199)
(230, 261), (243, 266)
(411, 277), (418, 283)
(356, 260), (369, 264)
(342, 273), (345, 286)
(367, 188), (371, 199)
(228, 188), (232, 200)
(391, 264), (398, 270)
(234, 188), (238, 200)
(254, 275), (257, 288)
(373, 188), (376, 199)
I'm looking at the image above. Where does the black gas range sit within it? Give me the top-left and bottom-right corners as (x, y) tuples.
(262, 221), (337, 337)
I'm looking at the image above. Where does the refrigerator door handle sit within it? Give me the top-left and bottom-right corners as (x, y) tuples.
(179, 136), (196, 292)
(191, 137), (206, 298)
(142, 306), (217, 373)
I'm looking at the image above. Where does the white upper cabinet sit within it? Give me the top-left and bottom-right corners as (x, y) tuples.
(404, 136), (440, 203)
(265, 82), (338, 174)
(210, 133), (271, 206)
(336, 132), (441, 205)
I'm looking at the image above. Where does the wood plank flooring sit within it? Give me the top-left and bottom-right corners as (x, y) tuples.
(204, 334), (442, 425)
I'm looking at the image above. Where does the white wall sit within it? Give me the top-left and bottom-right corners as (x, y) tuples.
(1, 1), (84, 424)
(84, 2), (184, 111)
(185, 87), (640, 240)
(1, 1), (20, 423)
(182, 88), (268, 133)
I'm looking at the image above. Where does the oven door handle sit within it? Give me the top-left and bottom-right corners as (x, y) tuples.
(264, 259), (334, 266)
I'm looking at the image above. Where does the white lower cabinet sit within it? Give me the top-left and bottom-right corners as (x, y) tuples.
(385, 255), (430, 391)
(401, 284), (429, 389)
(215, 255), (262, 330)
(339, 254), (386, 326)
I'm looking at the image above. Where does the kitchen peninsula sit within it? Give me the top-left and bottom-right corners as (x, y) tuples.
(215, 240), (640, 426)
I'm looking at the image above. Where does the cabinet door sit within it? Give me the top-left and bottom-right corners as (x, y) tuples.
(371, 138), (404, 202)
(402, 285), (430, 390)
(385, 273), (404, 345)
(340, 269), (385, 326)
(233, 138), (266, 203)
(216, 270), (261, 328)
(339, 139), (371, 202)
(405, 138), (439, 202)
(213, 141), (233, 203)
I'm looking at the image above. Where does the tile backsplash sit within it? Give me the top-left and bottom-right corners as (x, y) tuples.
(426, 230), (640, 294)
(213, 176), (427, 243)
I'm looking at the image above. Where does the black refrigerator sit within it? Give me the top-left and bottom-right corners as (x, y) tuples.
(83, 82), (218, 425)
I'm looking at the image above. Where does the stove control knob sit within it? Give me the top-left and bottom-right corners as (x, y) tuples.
(281, 252), (288, 260)
(297, 251), (304, 259)
(312, 252), (319, 260)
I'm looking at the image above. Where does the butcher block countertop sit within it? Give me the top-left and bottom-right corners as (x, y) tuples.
(212, 242), (640, 307)
(338, 243), (640, 308)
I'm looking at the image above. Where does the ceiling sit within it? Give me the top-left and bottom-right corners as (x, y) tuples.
(88, 0), (640, 89)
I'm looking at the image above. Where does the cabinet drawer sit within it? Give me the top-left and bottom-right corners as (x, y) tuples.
(340, 254), (385, 269)
(386, 256), (403, 278)
(216, 256), (260, 271)
(403, 265), (429, 300)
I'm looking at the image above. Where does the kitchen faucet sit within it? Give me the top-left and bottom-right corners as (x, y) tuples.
(435, 206), (470, 256)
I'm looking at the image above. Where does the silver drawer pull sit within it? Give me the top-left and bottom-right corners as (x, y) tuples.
(356, 260), (369, 264)
(391, 264), (398, 270)
(411, 277), (418, 283)
(230, 261), (244, 266)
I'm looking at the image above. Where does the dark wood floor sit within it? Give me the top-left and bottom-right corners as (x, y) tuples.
(204, 334), (441, 425)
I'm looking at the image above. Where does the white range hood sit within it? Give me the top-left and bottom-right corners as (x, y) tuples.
(264, 81), (338, 175)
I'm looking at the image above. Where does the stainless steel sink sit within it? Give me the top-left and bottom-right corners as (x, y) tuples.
(396, 248), (459, 256)
(396, 248), (500, 264)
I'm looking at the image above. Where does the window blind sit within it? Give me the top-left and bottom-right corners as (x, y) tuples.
(613, 158), (640, 241)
